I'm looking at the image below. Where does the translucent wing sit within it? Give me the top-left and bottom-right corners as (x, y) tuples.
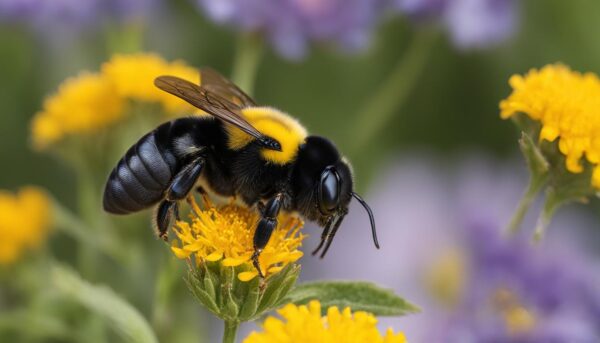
(154, 75), (281, 151)
(199, 68), (256, 107)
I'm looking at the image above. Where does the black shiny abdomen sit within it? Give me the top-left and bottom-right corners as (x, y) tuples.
(103, 123), (178, 214)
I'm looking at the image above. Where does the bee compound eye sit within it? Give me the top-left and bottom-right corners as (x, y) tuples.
(318, 168), (340, 214)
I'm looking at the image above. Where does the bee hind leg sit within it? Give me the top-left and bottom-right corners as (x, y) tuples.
(155, 200), (176, 241)
(156, 157), (205, 240)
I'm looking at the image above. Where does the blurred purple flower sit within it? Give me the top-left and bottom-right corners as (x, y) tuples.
(195, 0), (386, 59)
(396, 0), (518, 49)
(0, 0), (101, 26)
(299, 153), (600, 342)
(0, 0), (158, 28)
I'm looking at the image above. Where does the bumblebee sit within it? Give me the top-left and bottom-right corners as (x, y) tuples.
(103, 69), (379, 276)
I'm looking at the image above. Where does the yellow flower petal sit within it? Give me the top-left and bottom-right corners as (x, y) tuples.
(222, 257), (247, 267)
(238, 271), (258, 282)
(171, 246), (192, 259)
(242, 300), (406, 343)
(205, 252), (223, 261)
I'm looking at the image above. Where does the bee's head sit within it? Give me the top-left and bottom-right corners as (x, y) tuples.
(292, 136), (379, 257)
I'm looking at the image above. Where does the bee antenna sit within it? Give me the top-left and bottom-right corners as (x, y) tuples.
(352, 192), (380, 249)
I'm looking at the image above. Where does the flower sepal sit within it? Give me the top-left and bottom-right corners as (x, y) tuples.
(522, 120), (597, 205)
(185, 260), (300, 322)
(511, 117), (596, 238)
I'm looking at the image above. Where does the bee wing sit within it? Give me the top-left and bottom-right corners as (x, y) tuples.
(199, 68), (257, 107)
(155, 75), (265, 140)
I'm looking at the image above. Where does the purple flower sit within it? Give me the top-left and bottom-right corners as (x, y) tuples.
(0, 0), (158, 28)
(0, 0), (101, 26)
(195, 0), (386, 59)
(299, 154), (600, 342)
(395, 0), (518, 49)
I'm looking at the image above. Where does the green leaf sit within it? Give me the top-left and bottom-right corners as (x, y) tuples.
(51, 264), (158, 343)
(284, 281), (419, 316)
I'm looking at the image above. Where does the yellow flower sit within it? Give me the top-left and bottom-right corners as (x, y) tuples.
(171, 196), (305, 282)
(31, 72), (125, 149)
(0, 187), (52, 265)
(102, 52), (199, 114)
(243, 300), (407, 343)
(31, 53), (202, 149)
(500, 64), (600, 188)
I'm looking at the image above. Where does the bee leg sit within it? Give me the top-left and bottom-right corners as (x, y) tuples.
(155, 200), (176, 241)
(156, 157), (205, 240)
(173, 203), (181, 221)
(167, 157), (205, 202)
(312, 216), (334, 256)
(252, 193), (284, 278)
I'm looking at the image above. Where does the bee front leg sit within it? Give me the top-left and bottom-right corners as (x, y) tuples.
(252, 193), (284, 278)
(155, 157), (205, 240)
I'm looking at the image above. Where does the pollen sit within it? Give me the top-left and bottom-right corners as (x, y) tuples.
(102, 52), (200, 114)
(0, 187), (52, 265)
(243, 300), (407, 343)
(500, 64), (600, 188)
(171, 196), (305, 281)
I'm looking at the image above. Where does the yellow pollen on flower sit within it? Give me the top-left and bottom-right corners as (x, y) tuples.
(171, 196), (305, 282)
(499, 64), (600, 188)
(425, 248), (467, 307)
(243, 300), (407, 343)
(493, 289), (537, 335)
(102, 52), (200, 114)
(0, 187), (52, 265)
(31, 72), (125, 150)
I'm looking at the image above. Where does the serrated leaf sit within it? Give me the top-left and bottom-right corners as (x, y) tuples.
(284, 281), (419, 316)
(51, 264), (158, 343)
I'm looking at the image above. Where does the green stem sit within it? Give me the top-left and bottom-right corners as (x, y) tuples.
(231, 34), (263, 96)
(506, 174), (547, 235)
(52, 200), (127, 263)
(75, 163), (100, 278)
(222, 320), (239, 343)
(348, 30), (437, 154)
(533, 188), (563, 242)
(152, 255), (182, 338)
(105, 22), (144, 54)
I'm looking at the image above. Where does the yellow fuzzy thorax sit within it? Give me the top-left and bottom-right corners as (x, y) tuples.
(226, 107), (308, 165)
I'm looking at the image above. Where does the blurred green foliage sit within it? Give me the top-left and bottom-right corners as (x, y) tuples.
(2, 0), (600, 193)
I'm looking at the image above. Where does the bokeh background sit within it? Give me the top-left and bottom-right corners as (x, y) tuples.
(2, 0), (600, 342)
